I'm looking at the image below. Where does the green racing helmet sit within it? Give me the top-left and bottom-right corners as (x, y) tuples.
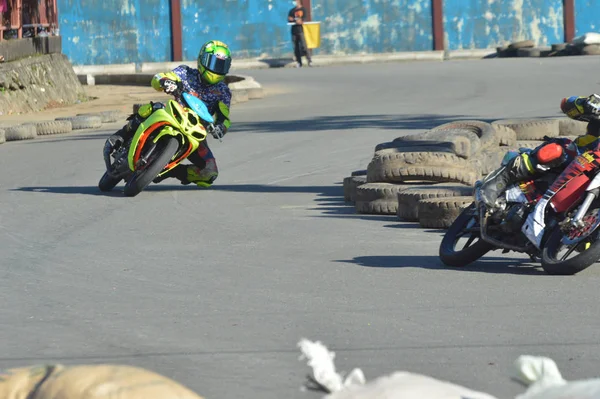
(198, 40), (232, 85)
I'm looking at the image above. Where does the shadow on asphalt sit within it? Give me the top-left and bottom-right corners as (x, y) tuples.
(231, 113), (496, 133)
(13, 185), (122, 197)
(334, 255), (545, 275)
(10, 183), (345, 198)
(14, 133), (111, 145)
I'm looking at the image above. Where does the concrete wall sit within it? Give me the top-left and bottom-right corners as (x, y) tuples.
(443, 0), (564, 50)
(58, 0), (172, 65)
(574, 0), (600, 36)
(56, 0), (598, 65)
(180, 0), (291, 60)
(312, 0), (432, 54)
(180, 0), (432, 59)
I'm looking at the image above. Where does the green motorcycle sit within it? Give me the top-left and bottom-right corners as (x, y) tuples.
(98, 92), (216, 197)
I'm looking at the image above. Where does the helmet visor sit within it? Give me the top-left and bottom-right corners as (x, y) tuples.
(201, 52), (231, 75)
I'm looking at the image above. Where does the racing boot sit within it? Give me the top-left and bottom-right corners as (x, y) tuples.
(478, 152), (536, 208)
(185, 159), (219, 187)
(152, 164), (188, 184)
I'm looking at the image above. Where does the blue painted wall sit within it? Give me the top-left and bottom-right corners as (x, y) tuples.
(443, 0), (564, 50)
(311, 0), (432, 54)
(574, 0), (600, 36)
(57, 0), (594, 66)
(181, 0), (432, 60)
(57, 0), (172, 65)
(180, 0), (291, 60)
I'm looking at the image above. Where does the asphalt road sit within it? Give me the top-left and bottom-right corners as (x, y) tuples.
(2, 56), (600, 399)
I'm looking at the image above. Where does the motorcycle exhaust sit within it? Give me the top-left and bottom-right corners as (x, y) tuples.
(479, 206), (530, 252)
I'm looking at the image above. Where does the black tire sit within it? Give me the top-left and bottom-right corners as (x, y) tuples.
(541, 223), (600, 275)
(123, 137), (179, 197)
(582, 45), (600, 56)
(367, 150), (479, 185)
(508, 40), (535, 50)
(439, 203), (495, 267)
(491, 118), (559, 141)
(98, 172), (122, 192)
(351, 169), (367, 177)
(418, 196), (474, 229)
(396, 183), (473, 222)
(374, 140), (461, 155)
(429, 120), (500, 150)
(392, 129), (481, 159)
(343, 176), (367, 203)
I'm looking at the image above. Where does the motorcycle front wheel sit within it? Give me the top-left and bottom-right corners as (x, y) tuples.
(123, 136), (179, 197)
(541, 208), (600, 275)
(439, 202), (495, 267)
(98, 171), (122, 192)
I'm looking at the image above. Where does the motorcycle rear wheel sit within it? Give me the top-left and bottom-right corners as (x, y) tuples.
(124, 137), (179, 197)
(439, 202), (495, 267)
(98, 171), (121, 192)
(541, 210), (600, 275)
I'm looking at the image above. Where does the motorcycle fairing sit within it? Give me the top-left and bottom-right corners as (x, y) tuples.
(521, 150), (600, 248)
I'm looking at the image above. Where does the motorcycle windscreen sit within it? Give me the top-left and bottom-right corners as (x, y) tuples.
(550, 173), (590, 213)
(182, 92), (214, 123)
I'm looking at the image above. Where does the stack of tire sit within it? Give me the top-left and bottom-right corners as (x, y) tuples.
(343, 117), (586, 229)
(0, 111), (123, 145)
(495, 33), (600, 58)
(496, 40), (552, 58)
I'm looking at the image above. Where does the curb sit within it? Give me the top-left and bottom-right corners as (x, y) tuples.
(444, 49), (497, 60)
(77, 73), (265, 105)
(73, 48), (496, 100)
(71, 48), (500, 76)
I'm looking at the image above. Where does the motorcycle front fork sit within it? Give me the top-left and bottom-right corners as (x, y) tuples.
(570, 188), (600, 228)
(104, 140), (133, 178)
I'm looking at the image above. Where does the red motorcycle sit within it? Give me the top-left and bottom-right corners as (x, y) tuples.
(439, 141), (600, 275)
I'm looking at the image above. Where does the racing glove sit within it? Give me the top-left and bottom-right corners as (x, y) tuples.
(160, 78), (183, 96)
(211, 124), (226, 140)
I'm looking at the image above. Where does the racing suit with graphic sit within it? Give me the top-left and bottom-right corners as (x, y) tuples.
(478, 94), (600, 208)
(109, 65), (232, 187)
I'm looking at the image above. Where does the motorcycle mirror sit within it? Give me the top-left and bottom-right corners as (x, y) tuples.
(182, 92), (215, 124)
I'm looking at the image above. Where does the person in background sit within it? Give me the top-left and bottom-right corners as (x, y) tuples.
(287, 0), (312, 68)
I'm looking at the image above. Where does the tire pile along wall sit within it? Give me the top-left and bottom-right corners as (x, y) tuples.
(496, 33), (600, 58)
(0, 111), (123, 143)
(342, 117), (585, 229)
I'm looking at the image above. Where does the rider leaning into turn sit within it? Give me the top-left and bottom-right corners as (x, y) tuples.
(105, 40), (233, 188)
(478, 94), (600, 208)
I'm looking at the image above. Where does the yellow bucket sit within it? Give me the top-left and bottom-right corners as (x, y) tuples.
(302, 22), (321, 49)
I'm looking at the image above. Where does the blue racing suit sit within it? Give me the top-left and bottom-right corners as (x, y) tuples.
(112, 65), (232, 187)
(149, 65), (232, 186)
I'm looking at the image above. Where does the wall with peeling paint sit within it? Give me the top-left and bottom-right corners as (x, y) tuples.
(443, 0), (564, 50)
(310, 0), (432, 54)
(574, 0), (600, 36)
(182, 0), (432, 59)
(58, 0), (591, 66)
(181, 0), (292, 60)
(57, 0), (172, 65)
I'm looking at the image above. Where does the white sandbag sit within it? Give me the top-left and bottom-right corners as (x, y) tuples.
(298, 338), (498, 399)
(571, 32), (600, 45)
(0, 363), (205, 399)
(513, 354), (600, 399)
(323, 371), (499, 399)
